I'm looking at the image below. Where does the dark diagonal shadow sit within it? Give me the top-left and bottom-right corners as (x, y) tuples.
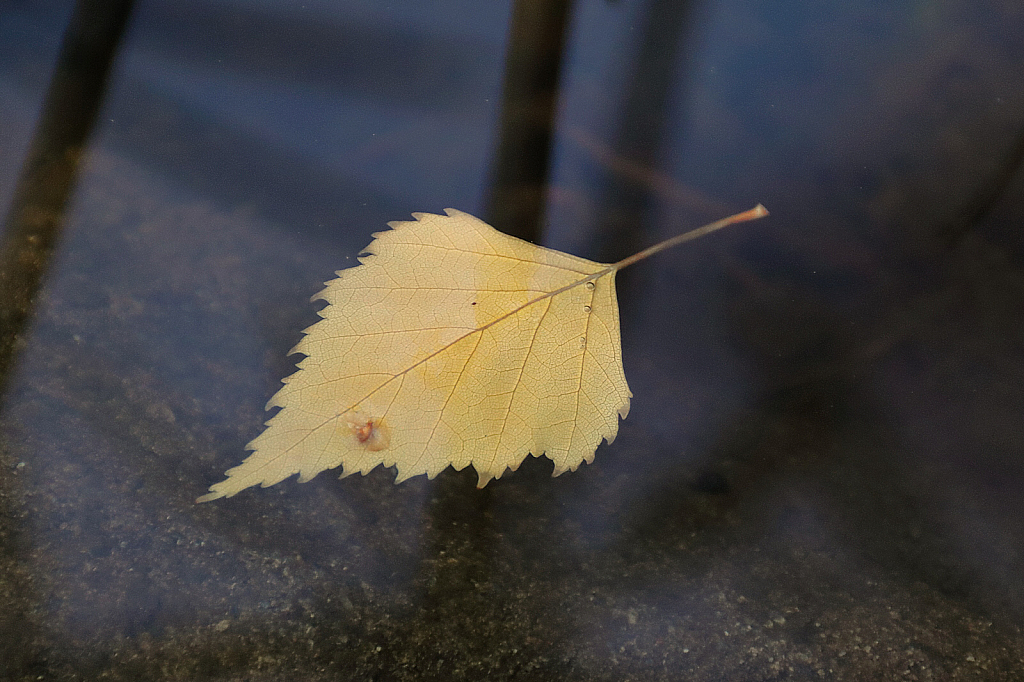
(0, 1), (134, 678)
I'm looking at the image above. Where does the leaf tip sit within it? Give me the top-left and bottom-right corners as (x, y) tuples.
(195, 490), (224, 504)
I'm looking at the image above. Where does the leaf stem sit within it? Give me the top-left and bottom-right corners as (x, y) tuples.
(612, 204), (768, 271)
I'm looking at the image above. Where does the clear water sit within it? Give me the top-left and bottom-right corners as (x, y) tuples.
(1, 0), (1023, 679)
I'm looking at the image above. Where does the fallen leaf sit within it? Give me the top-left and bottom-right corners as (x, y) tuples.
(198, 205), (767, 501)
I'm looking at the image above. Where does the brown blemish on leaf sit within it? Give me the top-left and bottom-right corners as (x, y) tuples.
(345, 413), (390, 451)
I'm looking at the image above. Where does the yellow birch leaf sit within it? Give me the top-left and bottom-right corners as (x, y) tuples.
(197, 205), (767, 502)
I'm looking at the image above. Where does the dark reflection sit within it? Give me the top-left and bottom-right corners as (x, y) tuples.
(485, 0), (573, 242)
(413, 0), (698, 660)
(0, 1), (133, 677)
(0, 0), (134, 386)
(414, 0), (572, 653)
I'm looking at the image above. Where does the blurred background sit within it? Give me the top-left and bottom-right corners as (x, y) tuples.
(1, 0), (1023, 679)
